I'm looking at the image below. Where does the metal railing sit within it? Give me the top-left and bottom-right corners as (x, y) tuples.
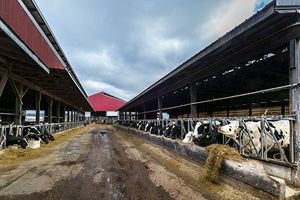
(116, 115), (295, 166)
(0, 121), (85, 149)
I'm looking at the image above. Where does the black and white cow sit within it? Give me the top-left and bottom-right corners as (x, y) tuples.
(162, 122), (181, 139)
(150, 124), (163, 135)
(144, 121), (153, 132)
(188, 121), (223, 147)
(219, 120), (290, 154)
(6, 134), (28, 148)
(37, 126), (55, 141)
(23, 126), (49, 144)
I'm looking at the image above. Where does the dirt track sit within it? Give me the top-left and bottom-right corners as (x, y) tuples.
(0, 125), (258, 200)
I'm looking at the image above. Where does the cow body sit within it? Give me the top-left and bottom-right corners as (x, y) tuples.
(6, 134), (28, 148)
(192, 121), (223, 147)
(219, 120), (290, 154)
(23, 126), (49, 144)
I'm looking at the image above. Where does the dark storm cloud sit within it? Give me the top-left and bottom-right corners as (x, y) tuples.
(36, 0), (264, 100)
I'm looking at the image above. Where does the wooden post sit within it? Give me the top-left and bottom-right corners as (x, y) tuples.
(56, 101), (60, 123)
(10, 80), (28, 125)
(290, 39), (300, 187)
(48, 97), (53, 123)
(143, 106), (146, 119)
(158, 97), (163, 120)
(281, 103), (285, 115)
(190, 84), (197, 118)
(227, 106), (230, 117)
(15, 93), (22, 125)
(62, 104), (66, 122)
(67, 109), (70, 122)
(71, 110), (74, 122)
(35, 91), (41, 123)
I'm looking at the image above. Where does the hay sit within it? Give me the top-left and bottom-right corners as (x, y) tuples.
(204, 144), (244, 183)
(0, 126), (88, 168)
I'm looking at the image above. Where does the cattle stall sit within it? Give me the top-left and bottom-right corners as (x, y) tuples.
(0, 0), (92, 149)
(118, 1), (300, 188)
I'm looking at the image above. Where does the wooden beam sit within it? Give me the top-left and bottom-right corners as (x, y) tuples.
(0, 61), (13, 97)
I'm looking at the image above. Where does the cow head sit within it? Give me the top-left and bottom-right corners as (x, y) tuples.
(18, 137), (29, 148)
(219, 121), (242, 139)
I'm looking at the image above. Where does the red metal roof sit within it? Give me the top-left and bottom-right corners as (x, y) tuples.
(0, 0), (64, 69)
(88, 92), (126, 112)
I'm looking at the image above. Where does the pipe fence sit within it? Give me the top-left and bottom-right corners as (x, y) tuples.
(117, 115), (295, 166)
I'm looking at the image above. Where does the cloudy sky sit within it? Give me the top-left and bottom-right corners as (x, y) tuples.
(35, 0), (271, 101)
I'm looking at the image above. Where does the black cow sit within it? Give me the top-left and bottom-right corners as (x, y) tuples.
(6, 134), (28, 148)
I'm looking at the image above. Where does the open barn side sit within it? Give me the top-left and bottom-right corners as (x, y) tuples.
(118, 0), (300, 188)
(0, 0), (92, 149)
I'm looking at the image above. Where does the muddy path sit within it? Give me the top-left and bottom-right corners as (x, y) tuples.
(0, 125), (258, 200)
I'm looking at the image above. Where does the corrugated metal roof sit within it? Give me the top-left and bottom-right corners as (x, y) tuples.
(88, 92), (126, 112)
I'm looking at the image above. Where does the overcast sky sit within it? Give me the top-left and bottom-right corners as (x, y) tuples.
(35, 0), (271, 101)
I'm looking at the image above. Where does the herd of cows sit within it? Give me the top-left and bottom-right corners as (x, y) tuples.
(116, 118), (291, 161)
(2, 124), (63, 149)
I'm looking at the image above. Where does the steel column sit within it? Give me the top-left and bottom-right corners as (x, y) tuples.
(289, 39), (300, 187)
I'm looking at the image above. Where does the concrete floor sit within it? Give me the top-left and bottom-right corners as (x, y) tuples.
(0, 125), (259, 200)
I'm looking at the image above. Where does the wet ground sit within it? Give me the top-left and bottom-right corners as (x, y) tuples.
(0, 125), (258, 200)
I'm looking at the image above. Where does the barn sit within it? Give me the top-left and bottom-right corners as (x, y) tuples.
(0, 0), (92, 145)
(88, 91), (126, 123)
(118, 0), (300, 189)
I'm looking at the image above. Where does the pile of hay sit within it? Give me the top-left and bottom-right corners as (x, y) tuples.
(204, 144), (244, 183)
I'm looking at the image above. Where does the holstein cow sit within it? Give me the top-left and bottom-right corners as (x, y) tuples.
(189, 121), (223, 147)
(6, 134), (29, 148)
(219, 120), (290, 155)
(150, 124), (163, 135)
(37, 126), (55, 141)
(23, 126), (50, 144)
(162, 122), (181, 139)
(144, 121), (153, 132)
